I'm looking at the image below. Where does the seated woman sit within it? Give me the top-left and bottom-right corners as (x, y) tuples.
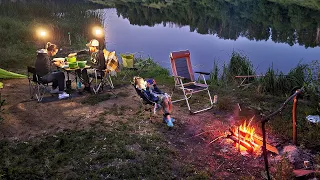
(134, 76), (174, 127)
(35, 42), (69, 99)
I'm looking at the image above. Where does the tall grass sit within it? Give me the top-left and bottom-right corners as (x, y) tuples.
(258, 63), (307, 95)
(228, 52), (255, 79)
(209, 51), (309, 97)
(209, 60), (219, 86)
(209, 51), (255, 86)
(132, 57), (171, 84)
(0, 17), (36, 70)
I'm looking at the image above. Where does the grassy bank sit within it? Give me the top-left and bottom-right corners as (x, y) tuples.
(0, 120), (210, 179)
(1, 52), (320, 179)
(209, 51), (320, 151)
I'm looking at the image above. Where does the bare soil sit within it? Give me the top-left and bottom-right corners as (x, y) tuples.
(0, 78), (268, 179)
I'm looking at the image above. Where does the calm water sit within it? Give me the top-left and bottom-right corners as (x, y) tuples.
(1, 0), (320, 74)
(103, 8), (320, 74)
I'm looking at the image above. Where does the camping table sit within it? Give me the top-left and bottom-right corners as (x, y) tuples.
(59, 65), (91, 90)
(234, 75), (264, 87)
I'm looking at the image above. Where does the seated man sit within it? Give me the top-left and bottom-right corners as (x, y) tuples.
(134, 76), (174, 127)
(71, 39), (107, 93)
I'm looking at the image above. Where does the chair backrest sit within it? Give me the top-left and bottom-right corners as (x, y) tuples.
(132, 84), (154, 105)
(106, 51), (119, 72)
(121, 54), (134, 68)
(170, 50), (195, 82)
(27, 66), (38, 82)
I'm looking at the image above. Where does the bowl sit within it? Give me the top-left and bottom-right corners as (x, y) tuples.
(68, 62), (78, 69)
(77, 61), (87, 68)
(67, 56), (77, 62)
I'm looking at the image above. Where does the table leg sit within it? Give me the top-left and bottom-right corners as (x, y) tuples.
(66, 71), (72, 90)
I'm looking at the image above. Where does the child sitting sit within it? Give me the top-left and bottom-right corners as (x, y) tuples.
(134, 76), (174, 127)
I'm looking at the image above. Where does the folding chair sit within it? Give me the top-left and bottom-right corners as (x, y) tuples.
(27, 66), (52, 102)
(170, 50), (213, 114)
(132, 83), (159, 115)
(90, 70), (112, 94)
(91, 51), (118, 95)
(120, 53), (138, 81)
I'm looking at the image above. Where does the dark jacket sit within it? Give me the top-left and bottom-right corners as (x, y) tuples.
(35, 49), (54, 77)
(142, 85), (163, 102)
(77, 49), (106, 70)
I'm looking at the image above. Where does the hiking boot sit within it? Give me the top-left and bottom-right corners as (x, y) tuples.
(50, 87), (60, 94)
(58, 92), (69, 99)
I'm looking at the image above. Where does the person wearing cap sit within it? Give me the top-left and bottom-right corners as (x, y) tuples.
(71, 39), (107, 93)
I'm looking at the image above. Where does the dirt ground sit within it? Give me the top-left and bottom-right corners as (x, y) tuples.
(0, 78), (268, 179)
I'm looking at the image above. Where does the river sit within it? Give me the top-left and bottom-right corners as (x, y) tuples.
(1, 0), (320, 74)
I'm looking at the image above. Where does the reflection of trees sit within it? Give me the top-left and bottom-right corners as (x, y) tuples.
(115, 0), (320, 48)
(0, 0), (104, 46)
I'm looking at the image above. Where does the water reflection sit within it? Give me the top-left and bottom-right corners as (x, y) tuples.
(115, 0), (320, 48)
(1, 0), (320, 73)
(105, 0), (320, 73)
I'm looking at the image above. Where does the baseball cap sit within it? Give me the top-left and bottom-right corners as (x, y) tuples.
(86, 39), (99, 47)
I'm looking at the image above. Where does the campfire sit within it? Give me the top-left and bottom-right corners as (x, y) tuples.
(227, 117), (279, 155)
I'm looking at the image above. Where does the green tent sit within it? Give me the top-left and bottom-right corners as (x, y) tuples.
(0, 68), (27, 88)
(0, 68), (26, 79)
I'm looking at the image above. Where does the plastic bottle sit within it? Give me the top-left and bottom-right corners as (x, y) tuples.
(213, 95), (218, 104)
(77, 81), (82, 89)
(306, 115), (320, 123)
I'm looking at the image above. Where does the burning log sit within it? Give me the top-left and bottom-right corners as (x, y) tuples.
(227, 134), (255, 152)
(228, 128), (279, 155)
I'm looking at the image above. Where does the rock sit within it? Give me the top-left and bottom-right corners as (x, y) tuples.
(282, 145), (299, 163)
(274, 145), (314, 169)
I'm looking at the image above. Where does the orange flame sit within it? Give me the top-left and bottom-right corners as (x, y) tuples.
(232, 119), (259, 152)
(239, 120), (255, 142)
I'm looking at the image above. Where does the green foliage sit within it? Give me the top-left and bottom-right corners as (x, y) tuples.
(0, 1), (104, 70)
(228, 52), (255, 78)
(304, 60), (320, 112)
(268, 0), (320, 10)
(258, 63), (307, 95)
(0, 117), (206, 179)
(209, 51), (255, 87)
(272, 154), (294, 180)
(135, 57), (171, 85)
(209, 60), (219, 86)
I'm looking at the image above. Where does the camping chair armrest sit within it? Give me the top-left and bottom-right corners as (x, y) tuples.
(172, 75), (185, 79)
(195, 71), (210, 75)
